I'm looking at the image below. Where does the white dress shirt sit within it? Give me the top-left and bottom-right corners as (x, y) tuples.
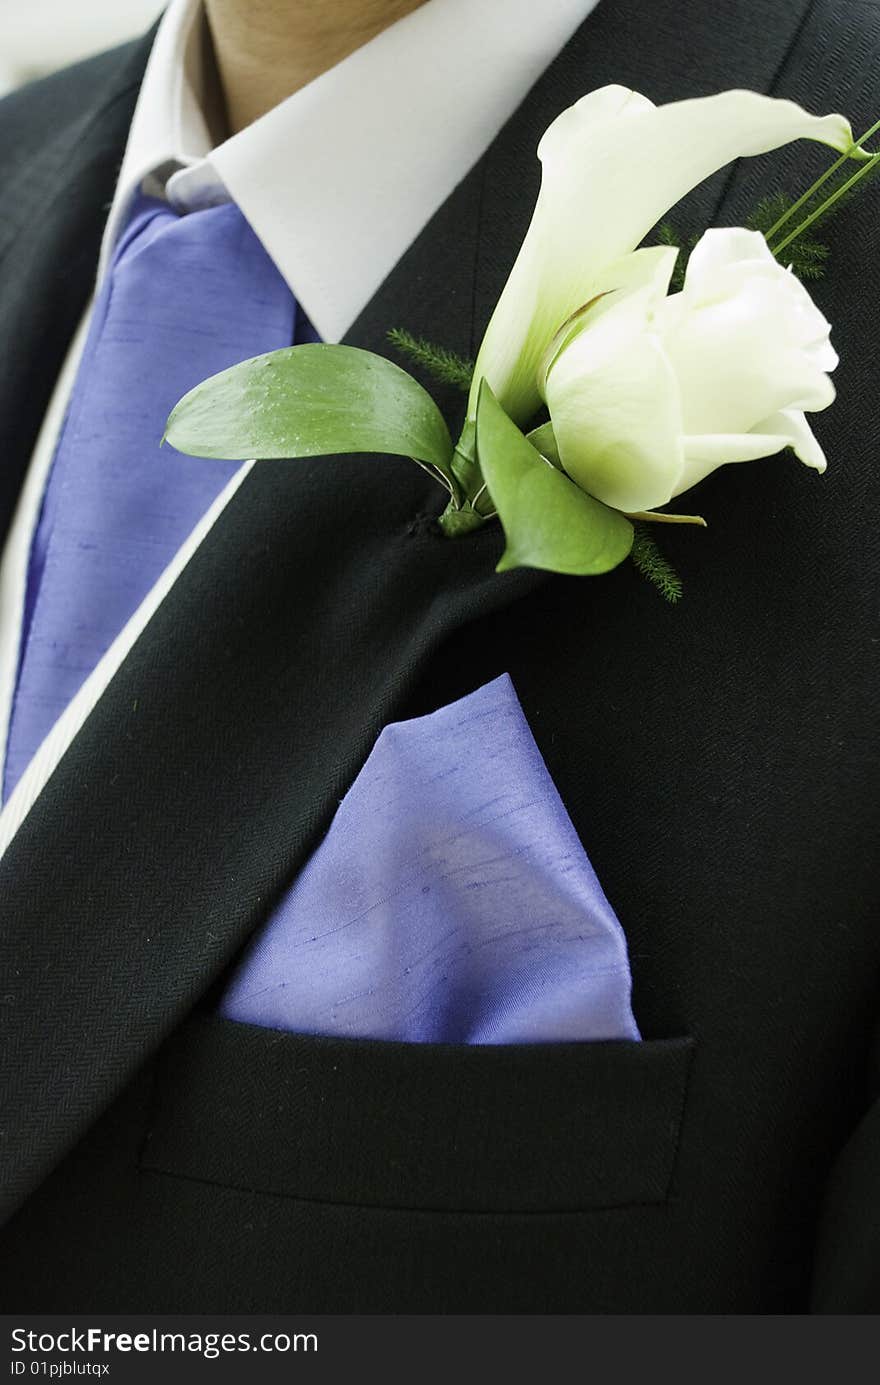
(0, 0), (598, 850)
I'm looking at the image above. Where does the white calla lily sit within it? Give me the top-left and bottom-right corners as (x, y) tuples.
(542, 227), (838, 512)
(469, 86), (858, 428)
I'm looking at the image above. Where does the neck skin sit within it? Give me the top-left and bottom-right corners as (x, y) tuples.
(204, 0), (428, 133)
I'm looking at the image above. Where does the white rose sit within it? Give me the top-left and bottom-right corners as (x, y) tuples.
(540, 228), (837, 512)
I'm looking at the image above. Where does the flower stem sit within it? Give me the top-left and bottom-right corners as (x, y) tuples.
(438, 502), (488, 538)
(773, 148), (880, 254)
(764, 116), (880, 244)
(449, 418), (481, 497)
(435, 416), (500, 537)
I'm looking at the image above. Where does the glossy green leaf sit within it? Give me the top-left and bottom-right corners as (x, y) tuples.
(476, 381), (634, 576)
(164, 343), (454, 476)
(526, 421), (563, 469)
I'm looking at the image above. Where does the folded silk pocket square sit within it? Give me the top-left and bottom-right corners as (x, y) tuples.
(219, 674), (640, 1043)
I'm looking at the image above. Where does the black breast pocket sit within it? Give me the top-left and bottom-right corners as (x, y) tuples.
(141, 1015), (694, 1214)
(134, 1016), (698, 1310)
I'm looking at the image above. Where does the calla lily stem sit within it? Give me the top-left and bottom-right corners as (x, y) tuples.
(774, 148), (880, 253)
(765, 115), (880, 243)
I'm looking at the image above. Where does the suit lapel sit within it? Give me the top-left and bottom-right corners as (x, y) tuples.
(0, 32), (156, 547)
(0, 0), (814, 1223)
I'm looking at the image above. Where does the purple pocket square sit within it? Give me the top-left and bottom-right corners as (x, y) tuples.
(219, 674), (640, 1043)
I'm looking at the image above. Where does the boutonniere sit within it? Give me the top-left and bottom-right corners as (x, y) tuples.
(165, 87), (878, 601)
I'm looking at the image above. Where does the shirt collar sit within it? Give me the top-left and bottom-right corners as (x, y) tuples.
(101, 0), (599, 343)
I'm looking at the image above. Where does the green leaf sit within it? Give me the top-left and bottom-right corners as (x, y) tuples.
(526, 421), (563, 469)
(164, 343), (454, 477)
(475, 382), (634, 577)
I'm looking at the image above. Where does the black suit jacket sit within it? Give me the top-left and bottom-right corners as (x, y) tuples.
(0, 0), (878, 1313)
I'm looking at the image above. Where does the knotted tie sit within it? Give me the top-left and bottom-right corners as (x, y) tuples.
(4, 193), (310, 799)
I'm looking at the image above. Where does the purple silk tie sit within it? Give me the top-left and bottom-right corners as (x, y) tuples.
(3, 193), (305, 800)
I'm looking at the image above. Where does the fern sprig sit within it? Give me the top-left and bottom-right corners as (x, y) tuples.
(746, 195), (830, 280)
(655, 221), (699, 291)
(630, 525), (683, 604)
(387, 329), (474, 392)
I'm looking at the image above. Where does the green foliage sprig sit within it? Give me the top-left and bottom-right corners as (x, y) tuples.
(630, 526), (683, 605)
(746, 195), (830, 279)
(387, 328), (474, 392)
(655, 220), (698, 291)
